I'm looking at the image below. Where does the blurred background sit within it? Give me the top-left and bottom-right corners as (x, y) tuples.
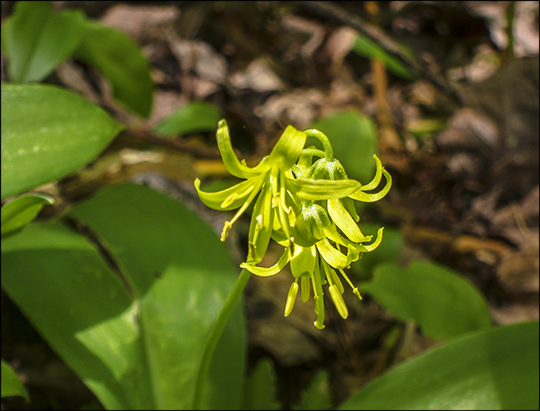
(1, 1), (538, 409)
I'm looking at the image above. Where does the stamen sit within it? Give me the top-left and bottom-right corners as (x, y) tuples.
(284, 280), (299, 317)
(220, 221), (232, 242)
(324, 262), (344, 294)
(329, 285), (348, 319)
(338, 268), (357, 291)
(301, 276), (311, 302)
(220, 192), (238, 208)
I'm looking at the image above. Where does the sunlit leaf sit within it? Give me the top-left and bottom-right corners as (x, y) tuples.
(1, 359), (29, 402)
(1, 83), (123, 200)
(339, 321), (539, 410)
(74, 21), (153, 118)
(153, 102), (223, 137)
(1, 1), (86, 83)
(1, 193), (54, 237)
(1, 183), (245, 409)
(360, 261), (491, 339)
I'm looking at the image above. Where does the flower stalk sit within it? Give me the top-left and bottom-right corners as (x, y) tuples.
(193, 120), (391, 406)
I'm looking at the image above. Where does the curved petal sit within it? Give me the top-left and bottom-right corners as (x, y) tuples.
(360, 154), (383, 191)
(316, 238), (349, 269)
(194, 177), (258, 210)
(267, 125), (306, 171)
(287, 177), (361, 200)
(342, 197), (359, 222)
(349, 168), (392, 203)
(240, 247), (290, 277)
(217, 119), (267, 178)
(327, 199), (370, 242)
(355, 227), (385, 252)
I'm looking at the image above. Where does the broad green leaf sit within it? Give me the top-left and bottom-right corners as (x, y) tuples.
(1, 359), (29, 401)
(153, 102), (223, 137)
(1, 1), (86, 83)
(242, 358), (280, 410)
(2, 183), (245, 409)
(309, 111), (378, 184)
(360, 261), (491, 340)
(1, 83), (123, 200)
(339, 321), (539, 410)
(351, 34), (417, 81)
(74, 21), (153, 118)
(350, 225), (402, 281)
(1, 222), (136, 409)
(1, 192), (54, 237)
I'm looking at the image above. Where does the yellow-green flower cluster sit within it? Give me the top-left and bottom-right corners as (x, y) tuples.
(195, 120), (391, 329)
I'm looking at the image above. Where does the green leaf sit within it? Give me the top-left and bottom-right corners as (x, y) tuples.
(1, 193), (54, 237)
(339, 321), (539, 410)
(1, 1), (86, 83)
(1, 183), (245, 409)
(153, 102), (223, 137)
(1, 359), (29, 401)
(350, 225), (402, 281)
(1, 83), (123, 200)
(360, 261), (491, 340)
(310, 111), (378, 184)
(351, 34), (417, 81)
(294, 369), (332, 410)
(242, 358), (280, 410)
(74, 21), (153, 118)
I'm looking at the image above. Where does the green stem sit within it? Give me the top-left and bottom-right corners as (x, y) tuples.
(192, 267), (252, 410)
(304, 129), (334, 160)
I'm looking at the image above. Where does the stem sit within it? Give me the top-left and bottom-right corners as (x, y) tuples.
(192, 268), (252, 410)
(304, 129), (334, 161)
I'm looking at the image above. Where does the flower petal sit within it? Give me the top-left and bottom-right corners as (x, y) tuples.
(290, 245), (317, 278)
(322, 260), (344, 294)
(247, 176), (274, 264)
(316, 238), (349, 269)
(360, 154), (384, 191)
(194, 177), (258, 210)
(240, 247), (290, 277)
(217, 119), (267, 178)
(287, 177), (361, 200)
(327, 199), (370, 242)
(267, 125), (306, 171)
(355, 227), (384, 252)
(349, 168), (392, 202)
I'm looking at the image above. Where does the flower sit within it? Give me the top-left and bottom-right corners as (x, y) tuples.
(241, 199), (384, 329)
(195, 120), (363, 265)
(195, 120), (391, 329)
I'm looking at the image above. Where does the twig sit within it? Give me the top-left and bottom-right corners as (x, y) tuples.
(294, 1), (463, 105)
